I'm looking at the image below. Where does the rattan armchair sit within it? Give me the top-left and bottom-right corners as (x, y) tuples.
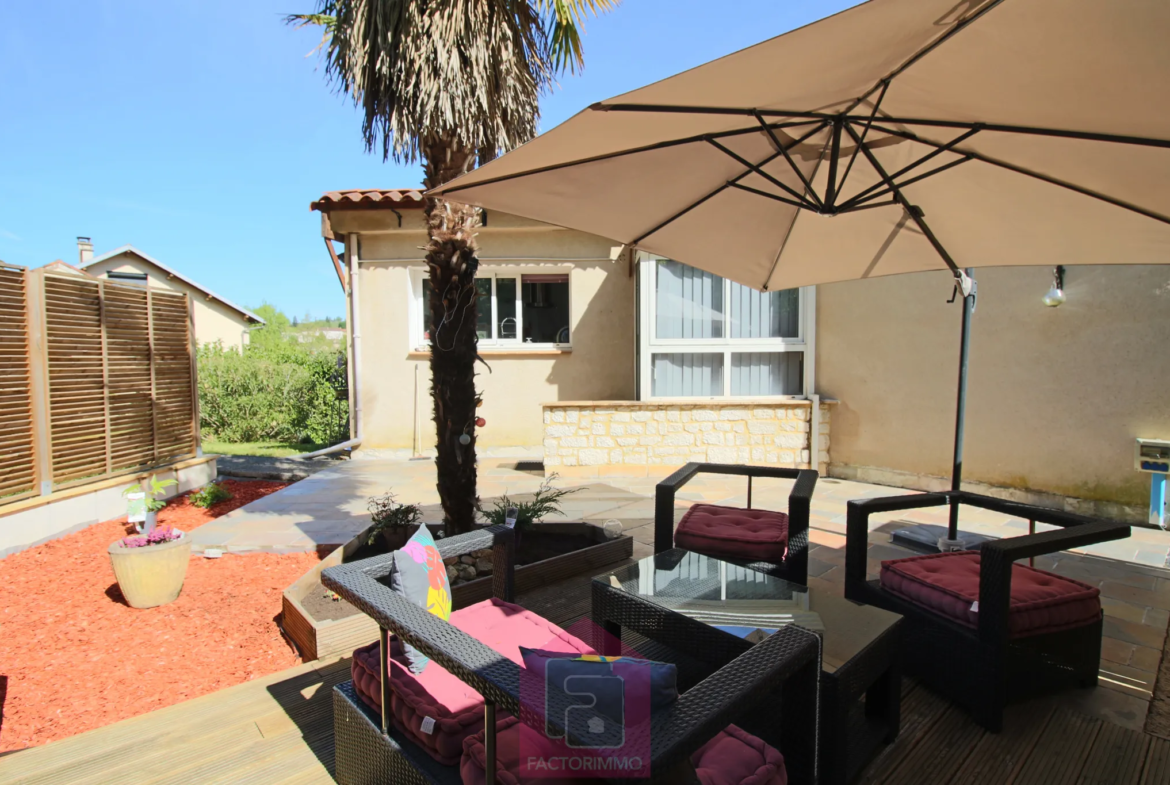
(324, 525), (823, 785)
(844, 490), (1130, 732)
(655, 462), (818, 585)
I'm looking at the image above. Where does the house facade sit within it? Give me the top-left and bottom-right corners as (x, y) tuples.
(315, 189), (1169, 520)
(78, 239), (263, 350)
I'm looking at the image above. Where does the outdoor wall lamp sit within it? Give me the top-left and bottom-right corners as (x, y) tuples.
(1042, 265), (1066, 307)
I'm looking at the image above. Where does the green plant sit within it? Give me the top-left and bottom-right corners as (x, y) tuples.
(123, 475), (177, 513)
(367, 492), (423, 546)
(482, 474), (576, 532)
(189, 482), (233, 509)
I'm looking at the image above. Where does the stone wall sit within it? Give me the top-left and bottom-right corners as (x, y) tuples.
(543, 400), (832, 478)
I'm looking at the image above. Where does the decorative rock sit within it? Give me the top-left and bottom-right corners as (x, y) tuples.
(443, 556), (460, 567)
(472, 549), (493, 559)
(447, 565), (460, 582)
(475, 558), (493, 574)
(460, 555), (476, 565)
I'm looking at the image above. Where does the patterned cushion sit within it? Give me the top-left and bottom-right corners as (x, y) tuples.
(675, 504), (789, 563)
(388, 525), (452, 672)
(460, 717), (787, 785)
(879, 551), (1101, 639)
(351, 598), (596, 765)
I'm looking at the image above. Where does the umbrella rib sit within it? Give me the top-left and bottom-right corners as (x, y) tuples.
(872, 124), (1170, 227)
(844, 0), (1009, 116)
(727, 181), (814, 210)
(631, 121), (829, 246)
(754, 112), (823, 209)
(437, 120), (818, 197)
(595, 104), (1170, 151)
(842, 156), (975, 211)
(706, 138), (819, 209)
(836, 80), (890, 198)
(838, 127), (981, 210)
(844, 120), (964, 278)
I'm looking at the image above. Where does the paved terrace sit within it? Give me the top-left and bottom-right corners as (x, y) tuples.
(186, 457), (1170, 733)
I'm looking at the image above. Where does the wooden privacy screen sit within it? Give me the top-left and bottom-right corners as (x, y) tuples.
(0, 266), (36, 501)
(34, 273), (198, 488)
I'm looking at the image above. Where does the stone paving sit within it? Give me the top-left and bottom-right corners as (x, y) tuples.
(189, 457), (1170, 732)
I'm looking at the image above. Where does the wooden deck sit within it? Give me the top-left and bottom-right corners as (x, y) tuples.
(1, 565), (1167, 785)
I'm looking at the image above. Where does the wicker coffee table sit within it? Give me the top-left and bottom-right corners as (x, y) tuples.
(592, 549), (902, 785)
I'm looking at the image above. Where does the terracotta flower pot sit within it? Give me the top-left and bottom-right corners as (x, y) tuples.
(108, 530), (191, 609)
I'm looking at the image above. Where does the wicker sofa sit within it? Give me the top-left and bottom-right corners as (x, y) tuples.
(655, 463), (818, 586)
(323, 525), (824, 784)
(844, 490), (1130, 732)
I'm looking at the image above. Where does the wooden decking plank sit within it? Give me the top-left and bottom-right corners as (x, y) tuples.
(857, 683), (951, 784)
(1014, 708), (1102, 785)
(880, 705), (984, 785)
(1140, 735), (1170, 785)
(1078, 721), (1150, 785)
(948, 699), (1053, 785)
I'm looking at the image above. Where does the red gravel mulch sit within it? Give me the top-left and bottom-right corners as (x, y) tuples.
(0, 479), (323, 752)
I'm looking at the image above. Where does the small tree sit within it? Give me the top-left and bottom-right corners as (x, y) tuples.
(288, 0), (618, 534)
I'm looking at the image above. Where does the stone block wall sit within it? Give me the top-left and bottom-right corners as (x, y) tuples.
(542, 400), (832, 478)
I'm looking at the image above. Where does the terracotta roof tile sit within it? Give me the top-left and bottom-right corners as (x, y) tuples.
(310, 188), (425, 211)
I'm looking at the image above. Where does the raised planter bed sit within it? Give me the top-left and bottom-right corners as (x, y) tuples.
(281, 522), (633, 661)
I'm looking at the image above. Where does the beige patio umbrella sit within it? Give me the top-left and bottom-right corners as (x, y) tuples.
(431, 0), (1170, 545)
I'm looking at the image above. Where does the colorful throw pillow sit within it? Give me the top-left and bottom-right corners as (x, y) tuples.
(389, 525), (452, 673)
(519, 647), (679, 721)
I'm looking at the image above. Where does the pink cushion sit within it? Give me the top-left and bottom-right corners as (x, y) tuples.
(675, 504), (789, 563)
(460, 717), (786, 785)
(351, 598), (596, 765)
(879, 552), (1101, 639)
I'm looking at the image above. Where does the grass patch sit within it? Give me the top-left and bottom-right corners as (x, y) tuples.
(203, 441), (323, 458)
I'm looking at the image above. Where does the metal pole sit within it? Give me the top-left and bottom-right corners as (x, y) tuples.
(948, 268), (976, 541)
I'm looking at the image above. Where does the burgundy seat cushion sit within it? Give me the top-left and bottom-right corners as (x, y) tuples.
(461, 716), (786, 785)
(351, 598), (596, 765)
(675, 504), (789, 563)
(879, 551), (1101, 639)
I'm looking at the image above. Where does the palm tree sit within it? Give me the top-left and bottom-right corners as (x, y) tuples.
(288, 1), (616, 534)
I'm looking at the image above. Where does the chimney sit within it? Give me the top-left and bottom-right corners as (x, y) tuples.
(77, 236), (93, 266)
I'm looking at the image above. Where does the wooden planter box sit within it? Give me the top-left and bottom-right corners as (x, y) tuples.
(281, 522), (634, 661)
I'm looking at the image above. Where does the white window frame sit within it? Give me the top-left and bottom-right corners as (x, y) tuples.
(409, 266), (573, 351)
(637, 257), (814, 400)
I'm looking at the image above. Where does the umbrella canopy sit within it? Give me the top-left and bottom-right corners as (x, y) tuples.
(432, 0), (1170, 294)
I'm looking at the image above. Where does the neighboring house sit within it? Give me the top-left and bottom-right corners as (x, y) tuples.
(314, 189), (1170, 519)
(296, 327), (346, 343)
(76, 238), (263, 350)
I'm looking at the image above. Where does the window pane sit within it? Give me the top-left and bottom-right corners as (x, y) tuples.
(655, 261), (723, 339)
(422, 280), (433, 341)
(496, 277), (518, 339)
(521, 275), (570, 343)
(729, 284), (799, 338)
(475, 279), (492, 340)
(731, 352), (803, 396)
(652, 353), (724, 397)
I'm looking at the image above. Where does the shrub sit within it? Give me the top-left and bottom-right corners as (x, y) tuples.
(367, 492), (423, 545)
(481, 474), (577, 532)
(189, 482), (233, 509)
(197, 338), (348, 445)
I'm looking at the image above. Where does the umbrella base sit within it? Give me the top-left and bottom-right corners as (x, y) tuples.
(891, 524), (995, 554)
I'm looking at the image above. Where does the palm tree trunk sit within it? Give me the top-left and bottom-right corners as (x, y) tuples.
(422, 138), (481, 535)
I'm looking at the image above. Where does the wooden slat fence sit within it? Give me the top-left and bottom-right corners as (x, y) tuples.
(0, 268), (199, 501)
(0, 264), (36, 501)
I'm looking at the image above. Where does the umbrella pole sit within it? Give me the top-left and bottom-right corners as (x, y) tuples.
(948, 268), (976, 541)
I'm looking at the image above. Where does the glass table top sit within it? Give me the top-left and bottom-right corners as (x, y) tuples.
(595, 549), (901, 673)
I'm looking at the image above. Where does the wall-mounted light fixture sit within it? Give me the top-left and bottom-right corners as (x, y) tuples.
(1042, 265), (1066, 307)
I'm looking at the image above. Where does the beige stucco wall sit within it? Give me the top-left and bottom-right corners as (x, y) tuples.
(84, 252), (254, 350)
(330, 209), (636, 451)
(816, 265), (1170, 508)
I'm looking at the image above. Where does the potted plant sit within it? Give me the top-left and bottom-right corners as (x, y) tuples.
(108, 526), (192, 609)
(482, 474), (576, 550)
(123, 475), (177, 534)
(367, 492), (424, 552)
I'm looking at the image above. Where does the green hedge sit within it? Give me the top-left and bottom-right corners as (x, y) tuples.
(197, 339), (348, 445)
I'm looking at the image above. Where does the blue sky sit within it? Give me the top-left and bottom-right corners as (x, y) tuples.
(0, 0), (858, 320)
